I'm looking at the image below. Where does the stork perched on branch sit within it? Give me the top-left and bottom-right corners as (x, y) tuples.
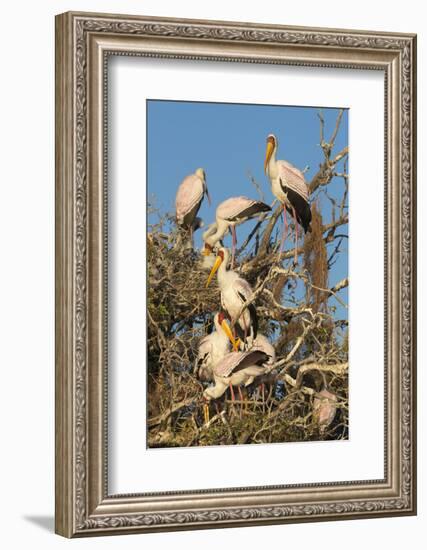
(206, 247), (257, 347)
(264, 134), (312, 263)
(203, 348), (270, 421)
(194, 311), (240, 383)
(175, 168), (211, 244)
(313, 389), (338, 431)
(202, 196), (271, 267)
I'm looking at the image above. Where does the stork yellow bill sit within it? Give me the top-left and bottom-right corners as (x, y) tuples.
(205, 250), (224, 288)
(219, 317), (241, 352)
(264, 135), (275, 173)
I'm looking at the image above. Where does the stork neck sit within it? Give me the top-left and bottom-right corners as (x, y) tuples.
(203, 223), (218, 246)
(213, 316), (221, 333)
(213, 316), (228, 341)
(267, 146), (278, 178)
(205, 220), (227, 247)
(205, 381), (227, 400)
(217, 253), (229, 285)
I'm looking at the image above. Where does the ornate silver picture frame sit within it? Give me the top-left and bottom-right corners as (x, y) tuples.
(55, 11), (417, 537)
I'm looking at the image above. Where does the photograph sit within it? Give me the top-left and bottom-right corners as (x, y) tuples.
(147, 99), (349, 448)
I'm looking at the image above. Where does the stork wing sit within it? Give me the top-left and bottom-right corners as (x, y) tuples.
(175, 174), (204, 223)
(277, 160), (309, 201)
(233, 278), (258, 336)
(217, 196), (270, 222)
(234, 277), (253, 301)
(195, 336), (213, 377)
(280, 185), (312, 233)
(214, 350), (269, 378)
(233, 299), (258, 340)
(253, 334), (276, 365)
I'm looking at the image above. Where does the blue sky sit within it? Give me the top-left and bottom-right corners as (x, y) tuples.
(147, 100), (348, 323)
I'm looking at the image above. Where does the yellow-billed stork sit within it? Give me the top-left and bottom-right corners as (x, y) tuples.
(202, 196), (271, 267)
(194, 311), (240, 383)
(264, 134), (312, 263)
(205, 247), (257, 346)
(175, 168), (211, 242)
(194, 310), (240, 423)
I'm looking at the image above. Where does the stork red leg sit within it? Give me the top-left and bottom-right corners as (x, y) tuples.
(261, 382), (266, 414)
(231, 225), (237, 268)
(280, 205), (289, 254)
(229, 382), (236, 416)
(238, 386), (244, 418)
(229, 383), (235, 402)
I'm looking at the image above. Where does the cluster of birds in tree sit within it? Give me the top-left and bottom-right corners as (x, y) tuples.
(174, 133), (335, 428)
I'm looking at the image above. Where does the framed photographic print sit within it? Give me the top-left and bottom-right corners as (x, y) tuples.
(55, 11), (417, 537)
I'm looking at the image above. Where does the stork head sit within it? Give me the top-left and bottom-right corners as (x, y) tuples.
(202, 223), (217, 256)
(216, 310), (227, 325)
(216, 310), (240, 351)
(195, 167), (206, 182)
(205, 248), (225, 288)
(264, 134), (277, 174)
(203, 387), (214, 402)
(201, 242), (213, 256)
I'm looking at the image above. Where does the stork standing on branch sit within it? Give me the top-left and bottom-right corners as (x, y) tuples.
(206, 247), (258, 347)
(264, 134), (312, 263)
(175, 168), (211, 244)
(203, 348), (270, 422)
(195, 310), (240, 424)
(202, 196), (271, 267)
(194, 311), (240, 383)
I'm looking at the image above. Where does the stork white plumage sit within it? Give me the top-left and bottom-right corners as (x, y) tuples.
(203, 348), (270, 404)
(264, 134), (312, 263)
(194, 311), (240, 383)
(205, 247), (257, 347)
(175, 168), (210, 243)
(202, 196), (271, 267)
(194, 310), (240, 424)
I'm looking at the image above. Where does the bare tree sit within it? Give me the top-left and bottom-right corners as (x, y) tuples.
(147, 111), (348, 448)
